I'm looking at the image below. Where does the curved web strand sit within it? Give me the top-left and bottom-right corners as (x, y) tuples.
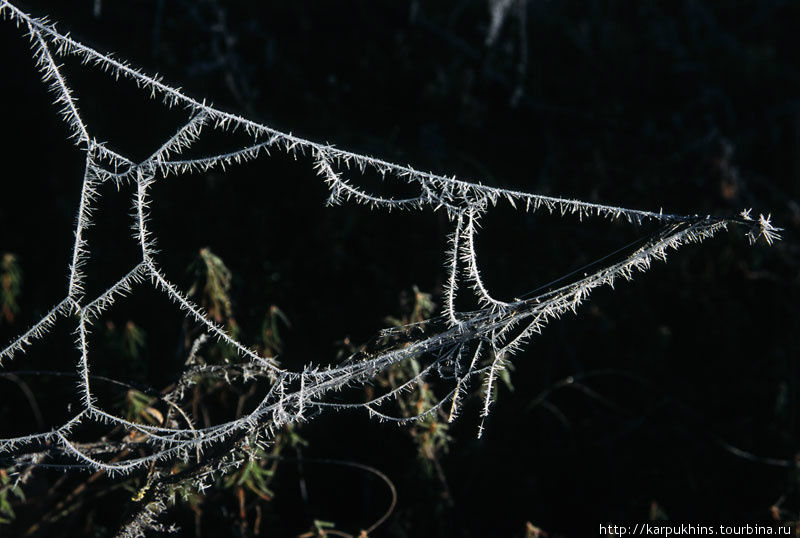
(0, 0), (781, 504)
(1, 0), (777, 231)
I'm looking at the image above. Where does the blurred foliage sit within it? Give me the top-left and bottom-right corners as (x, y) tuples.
(0, 468), (25, 524)
(121, 389), (163, 427)
(189, 247), (235, 327)
(0, 253), (21, 325)
(376, 288), (453, 478)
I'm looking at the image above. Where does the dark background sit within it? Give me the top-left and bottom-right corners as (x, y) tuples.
(0, 1), (798, 536)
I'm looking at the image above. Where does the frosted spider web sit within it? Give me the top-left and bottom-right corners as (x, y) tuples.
(0, 1), (781, 532)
